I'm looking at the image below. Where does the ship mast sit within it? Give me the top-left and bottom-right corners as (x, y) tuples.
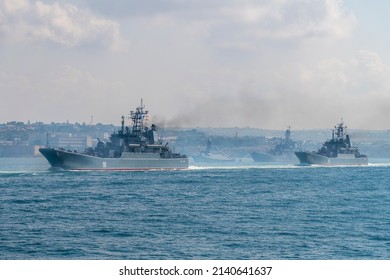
(285, 126), (291, 141)
(130, 99), (148, 134)
(335, 119), (347, 141)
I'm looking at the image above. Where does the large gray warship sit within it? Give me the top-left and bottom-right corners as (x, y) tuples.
(295, 121), (368, 165)
(39, 100), (188, 170)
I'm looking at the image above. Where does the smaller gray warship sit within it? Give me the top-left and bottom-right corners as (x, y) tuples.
(40, 100), (188, 170)
(251, 127), (298, 162)
(295, 121), (368, 165)
(192, 139), (235, 164)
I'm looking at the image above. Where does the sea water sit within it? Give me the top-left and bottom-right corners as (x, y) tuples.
(1, 158), (389, 259)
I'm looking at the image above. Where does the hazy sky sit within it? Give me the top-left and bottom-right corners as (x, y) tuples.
(1, 0), (390, 129)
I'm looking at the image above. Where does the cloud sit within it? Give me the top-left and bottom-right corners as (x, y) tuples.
(160, 48), (390, 130)
(0, 0), (128, 50)
(82, 0), (356, 43)
(213, 0), (357, 51)
(2, 0), (389, 130)
(0, 64), (128, 123)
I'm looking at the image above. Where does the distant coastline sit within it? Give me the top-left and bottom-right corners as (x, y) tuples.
(2, 121), (390, 159)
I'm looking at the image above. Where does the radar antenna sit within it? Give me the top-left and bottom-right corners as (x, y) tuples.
(130, 99), (149, 134)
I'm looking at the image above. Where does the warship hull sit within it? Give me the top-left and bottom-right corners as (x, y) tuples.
(250, 152), (274, 162)
(295, 151), (368, 166)
(192, 154), (235, 164)
(40, 148), (189, 170)
(250, 152), (297, 163)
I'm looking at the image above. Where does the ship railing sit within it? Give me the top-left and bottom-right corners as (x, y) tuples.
(146, 144), (163, 148)
(128, 144), (141, 147)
